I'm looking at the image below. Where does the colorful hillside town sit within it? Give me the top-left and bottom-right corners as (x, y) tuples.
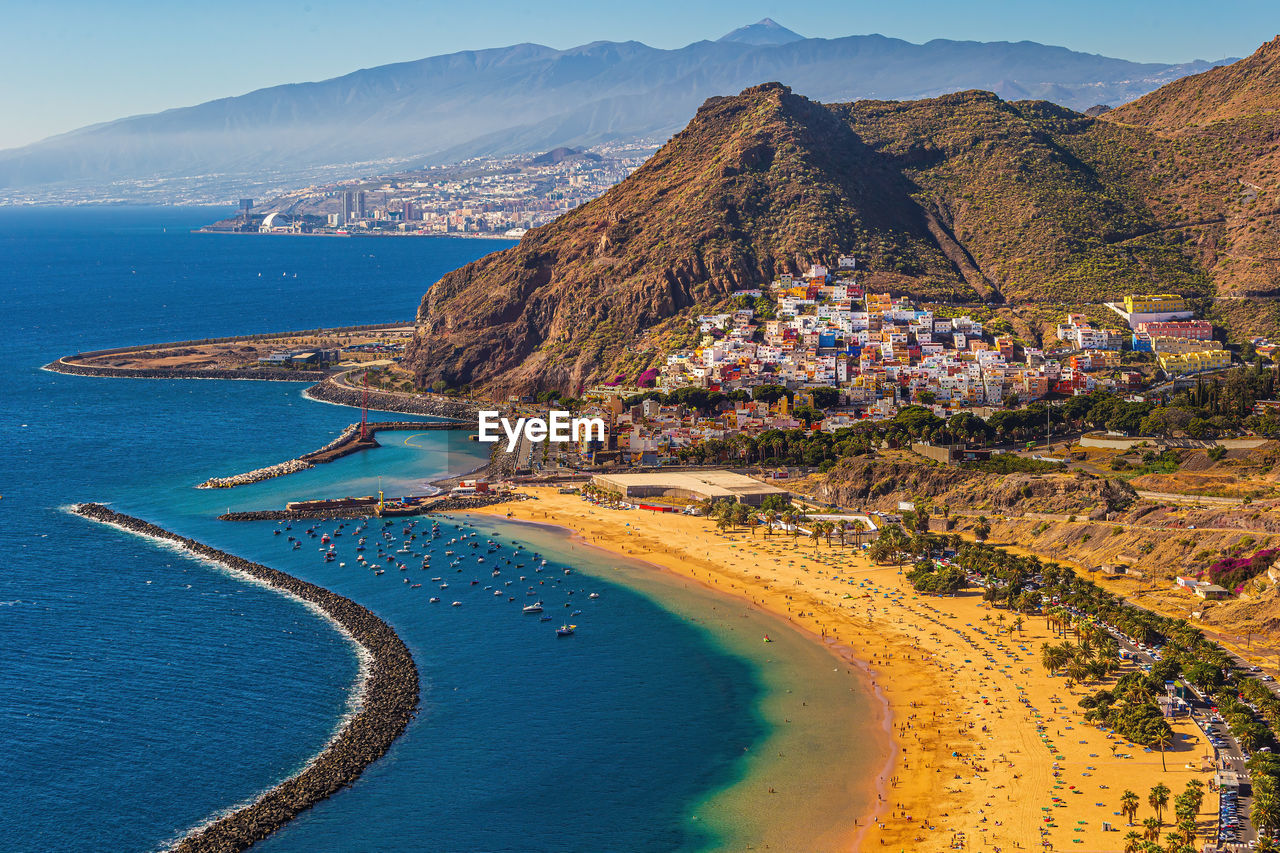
(648, 260), (1236, 426)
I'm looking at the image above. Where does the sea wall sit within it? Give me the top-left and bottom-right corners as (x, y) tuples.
(304, 377), (478, 421)
(44, 357), (326, 382)
(72, 503), (418, 853)
(427, 494), (526, 513)
(220, 508), (380, 522)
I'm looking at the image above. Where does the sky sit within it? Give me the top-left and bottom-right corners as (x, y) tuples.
(2, 0), (1274, 150)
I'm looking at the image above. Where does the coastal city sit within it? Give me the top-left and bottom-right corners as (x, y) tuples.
(201, 141), (655, 238)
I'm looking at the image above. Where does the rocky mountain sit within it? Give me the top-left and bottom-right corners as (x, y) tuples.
(403, 38), (1280, 396)
(0, 24), (1232, 202)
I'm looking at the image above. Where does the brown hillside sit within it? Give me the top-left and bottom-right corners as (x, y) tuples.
(1106, 36), (1280, 129)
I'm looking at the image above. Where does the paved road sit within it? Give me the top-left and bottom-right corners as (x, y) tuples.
(1135, 490), (1245, 506)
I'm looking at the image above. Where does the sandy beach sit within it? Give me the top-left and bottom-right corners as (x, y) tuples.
(465, 488), (1219, 852)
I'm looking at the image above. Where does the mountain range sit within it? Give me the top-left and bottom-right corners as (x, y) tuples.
(401, 36), (1280, 396)
(0, 20), (1233, 202)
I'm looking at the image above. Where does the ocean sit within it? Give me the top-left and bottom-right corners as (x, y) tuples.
(0, 206), (838, 852)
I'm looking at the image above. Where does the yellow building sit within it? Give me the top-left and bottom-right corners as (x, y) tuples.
(1157, 349), (1232, 375)
(1125, 294), (1187, 314)
(866, 292), (893, 313)
(1150, 336), (1222, 355)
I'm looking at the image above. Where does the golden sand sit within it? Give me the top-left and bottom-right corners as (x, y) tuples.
(467, 489), (1218, 852)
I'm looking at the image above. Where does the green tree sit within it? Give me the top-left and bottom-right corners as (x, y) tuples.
(1148, 782), (1171, 825)
(1121, 789), (1140, 825)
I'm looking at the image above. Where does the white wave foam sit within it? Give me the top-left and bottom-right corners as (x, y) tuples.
(65, 506), (374, 853)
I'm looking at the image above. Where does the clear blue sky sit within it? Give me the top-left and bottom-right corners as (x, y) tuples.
(3, 0), (1273, 150)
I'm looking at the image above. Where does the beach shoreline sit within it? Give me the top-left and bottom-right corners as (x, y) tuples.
(456, 506), (891, 851)
(459, 510), (887, 851)
(461, 488), (1220, 852)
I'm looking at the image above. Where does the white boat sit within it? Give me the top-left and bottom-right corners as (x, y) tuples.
(523, 602), (543, 613)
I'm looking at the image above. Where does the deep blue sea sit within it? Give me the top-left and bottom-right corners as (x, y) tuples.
(0, 208), (772, 853)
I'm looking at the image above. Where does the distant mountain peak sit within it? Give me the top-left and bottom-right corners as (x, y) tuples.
(717, 18), (805, 46)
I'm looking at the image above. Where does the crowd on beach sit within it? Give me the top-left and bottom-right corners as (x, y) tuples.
(468, 488), (1255, 852)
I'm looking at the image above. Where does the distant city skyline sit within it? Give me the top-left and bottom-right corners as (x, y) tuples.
(3, 0), (1271, 150)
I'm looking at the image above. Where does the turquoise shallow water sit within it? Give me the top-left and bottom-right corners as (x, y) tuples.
(0, 207), (789, 852)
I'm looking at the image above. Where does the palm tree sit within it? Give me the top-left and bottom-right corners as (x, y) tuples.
(852, 519), (868, 547)
(1182, 779), (1204, 817)
(1142, 816), (1161, 842)
(1065, 658), (1089, 686)
(1147, 722), (1174, 773)
(763, 510), (777, 537)
(1121, 789), (1140, 825)
(809, 525), (822, 549)
(974, 515), (991, 542)
(1122, 829), (1144, 853)
(1149, 782), (1170, 825)
(1174, 817), (1196, 846)
(1013, 616), (1025, 635)
(1041, 642), (1070, 676)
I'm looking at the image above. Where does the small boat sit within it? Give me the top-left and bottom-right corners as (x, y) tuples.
(540, 616), (553, 622)
(523, 602), (543, 613)
(429, 597), (440, 603)
(588, 593), (599, 599)
(375, 570), (385, 576)
(451, 601), (462, 607)
(763, 635), (772, 643)
(556, 624), (576, 637)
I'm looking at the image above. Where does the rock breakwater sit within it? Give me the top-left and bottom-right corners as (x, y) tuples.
(72, 503), (418, 853)
(197, 458), (314, 489)
(197, 419), (468, 490)
(427, 493), (526, 513)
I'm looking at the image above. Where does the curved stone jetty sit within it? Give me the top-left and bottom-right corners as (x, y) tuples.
(72, 503), (419, 853)
(195, 419), (466, 490)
